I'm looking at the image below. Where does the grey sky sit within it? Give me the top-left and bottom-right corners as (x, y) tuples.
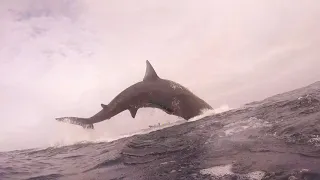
(0, 0), (320, 151)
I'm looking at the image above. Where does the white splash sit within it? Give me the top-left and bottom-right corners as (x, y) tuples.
(48, 104), (231, 149)
(188, 104), (232, 122)
(200, 164), (233, 177)
(308, 135), (320, 146)
(96, 104), (232, 143)
(49, 124), (97, 148)
(200, 164), (265, 180)
(213, 104), (232, 114)
(94, 120), (186, 143)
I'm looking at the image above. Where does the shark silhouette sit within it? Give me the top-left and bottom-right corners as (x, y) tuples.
(55, 60), (213, 129)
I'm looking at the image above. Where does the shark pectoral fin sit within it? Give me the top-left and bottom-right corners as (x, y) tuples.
(129, 107), (138, 118)
(101, 104), (108, 109)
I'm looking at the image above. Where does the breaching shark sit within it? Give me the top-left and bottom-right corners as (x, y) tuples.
(55, 60), (213, 129)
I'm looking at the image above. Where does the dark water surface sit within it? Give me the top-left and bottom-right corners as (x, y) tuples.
(1, 82), (320, 180)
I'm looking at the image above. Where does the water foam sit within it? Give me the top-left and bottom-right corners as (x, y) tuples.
(94, 120), (187, 143)
(188, 104), (231, 122)
(200, 164), (265, 180)
(49, 124), (97, 148)
(48, 104), (231, 148)
(308, 135), (320, 146)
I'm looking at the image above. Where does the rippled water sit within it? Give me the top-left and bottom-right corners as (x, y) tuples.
(1, 82), (320, 180)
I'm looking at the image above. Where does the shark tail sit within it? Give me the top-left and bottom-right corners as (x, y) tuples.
(55, 117), (94, 129)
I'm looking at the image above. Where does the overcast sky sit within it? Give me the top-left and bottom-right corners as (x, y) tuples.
(0, 0), (320, 151)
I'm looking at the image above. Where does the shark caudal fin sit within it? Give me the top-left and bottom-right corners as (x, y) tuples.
(55, 117), (94, 129)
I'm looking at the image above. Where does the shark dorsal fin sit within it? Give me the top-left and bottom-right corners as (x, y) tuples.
(143, 60), (159, 81)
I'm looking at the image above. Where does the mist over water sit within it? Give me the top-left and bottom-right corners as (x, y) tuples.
(0, 0), (320, 152)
